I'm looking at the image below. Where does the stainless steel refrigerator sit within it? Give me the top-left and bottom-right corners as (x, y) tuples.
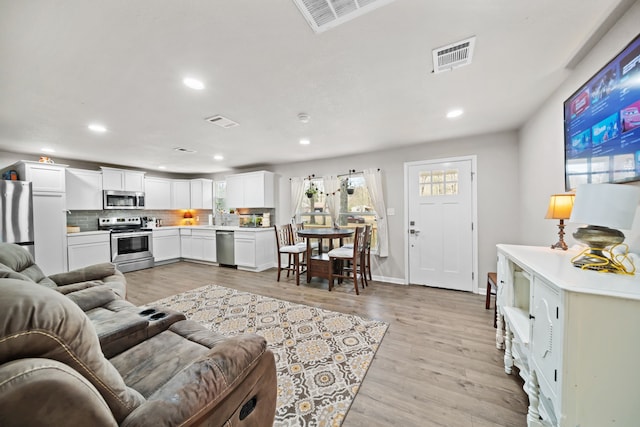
(0, 180), (35, 257)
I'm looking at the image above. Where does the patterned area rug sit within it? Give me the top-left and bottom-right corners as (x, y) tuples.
(151, 284), (388, 426)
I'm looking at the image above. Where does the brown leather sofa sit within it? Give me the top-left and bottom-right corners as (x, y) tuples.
(0, 244), (277, 426)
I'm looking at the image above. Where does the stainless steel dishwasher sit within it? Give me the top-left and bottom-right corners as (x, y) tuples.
(216, 230), (235, 266)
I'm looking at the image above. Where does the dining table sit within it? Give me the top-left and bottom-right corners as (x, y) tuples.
(296, 227), (355, 283)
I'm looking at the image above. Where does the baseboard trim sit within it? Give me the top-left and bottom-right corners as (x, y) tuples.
(371, 275), (405, 285)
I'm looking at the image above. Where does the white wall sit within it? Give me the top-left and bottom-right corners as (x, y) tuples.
(268, 130), (520, 285)
(519, 2), (640, 251)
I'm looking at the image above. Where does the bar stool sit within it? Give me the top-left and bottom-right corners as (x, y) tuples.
(486, 272), (498, 328)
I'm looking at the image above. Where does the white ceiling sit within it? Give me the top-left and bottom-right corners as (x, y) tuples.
(0, 0), (628, 174)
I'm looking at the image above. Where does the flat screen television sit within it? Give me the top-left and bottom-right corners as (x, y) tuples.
(564, 33), (640, 190)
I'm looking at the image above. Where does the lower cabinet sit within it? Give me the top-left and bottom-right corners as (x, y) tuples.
(234, 230), (275, 272)
(180, 228), (216, 263)
(67, 232), (111, 271)
(153, 228), (181, 262)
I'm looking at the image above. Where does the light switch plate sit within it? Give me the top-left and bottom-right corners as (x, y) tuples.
(387, 208), (395, 216)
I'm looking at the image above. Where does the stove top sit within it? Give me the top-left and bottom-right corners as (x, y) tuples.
(99, 216), (145, 232)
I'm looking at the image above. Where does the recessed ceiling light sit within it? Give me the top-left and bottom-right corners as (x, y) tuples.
(88, 123), (107, 133)
(446, 109), (464, 119)
(183, 77), (204, 90)
(41, 148), (55, 153)
(214, 154), (224, 161)
(299, 138), (311, 145)
(158, 165), (166, 170)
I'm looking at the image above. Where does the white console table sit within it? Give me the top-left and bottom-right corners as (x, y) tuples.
(495, 244), (640, 427)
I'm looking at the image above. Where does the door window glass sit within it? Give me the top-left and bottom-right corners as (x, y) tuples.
(419, 169), (459, 197)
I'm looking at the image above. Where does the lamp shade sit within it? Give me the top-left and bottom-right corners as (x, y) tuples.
(545, 193), (575, 220)
(569, 183), (640, 230)
(183, 210), (193, 219)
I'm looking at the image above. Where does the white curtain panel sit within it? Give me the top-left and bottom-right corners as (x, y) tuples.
(323, 175), (341, 228)
(290, 177), (305, 223)
(363, 168), (389, 257)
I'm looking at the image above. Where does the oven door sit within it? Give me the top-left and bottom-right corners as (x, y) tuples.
(111, 231), (153, 263)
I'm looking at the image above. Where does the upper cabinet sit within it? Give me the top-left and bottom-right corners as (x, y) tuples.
(101, 167), (145, 192)
(11, 161), (67, 193)
(225, 171), (274, 208)
(171, 179), (190, 209)
(190, 179), (213, 210)
(66, 168), (103, 210)
(144, 177), (172, 210)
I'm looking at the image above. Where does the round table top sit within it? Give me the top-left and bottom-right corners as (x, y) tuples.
(296, 228), (354, 238)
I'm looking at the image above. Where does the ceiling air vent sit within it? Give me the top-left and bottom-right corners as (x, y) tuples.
(292, 0), (395, 34)
(432, 36), (476, 74)
(173, 147), (196, 153)
(205, 115), (239, 129)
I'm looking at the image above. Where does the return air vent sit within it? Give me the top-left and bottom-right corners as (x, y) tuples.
(206, 115), (239, 128)
(432, 36), (476, 74)
(292, 0), (395, 34)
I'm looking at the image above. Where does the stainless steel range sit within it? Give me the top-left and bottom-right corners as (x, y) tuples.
(99, 216), (154, 273)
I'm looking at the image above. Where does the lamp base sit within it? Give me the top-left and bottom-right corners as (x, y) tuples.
(571, 226), (634, 274)
(550, 219), (568, 250)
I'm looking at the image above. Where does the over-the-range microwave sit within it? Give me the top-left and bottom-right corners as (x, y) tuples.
(103, 190), (145, 210)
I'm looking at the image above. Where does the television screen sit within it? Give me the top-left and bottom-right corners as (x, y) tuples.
(564, 33), (640, 190)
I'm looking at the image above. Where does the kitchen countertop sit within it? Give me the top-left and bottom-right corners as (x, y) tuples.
(66, 230), (111, 236)
(68, 226), (273, 236)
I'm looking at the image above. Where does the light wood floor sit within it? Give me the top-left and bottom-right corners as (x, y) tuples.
(125, 262), (527, 427)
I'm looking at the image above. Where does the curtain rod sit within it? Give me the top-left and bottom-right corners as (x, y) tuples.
(337, 168), (380, 178)
(288, 169), (380, 180)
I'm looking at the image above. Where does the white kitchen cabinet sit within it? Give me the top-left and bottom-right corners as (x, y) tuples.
(225, 171), (274, 208)
(496, 244), (640, 426)
(12, 160), (67, 193)
(67, 232), (110, 270)
(101, 167), (145, 192)
(152, 228), (180, 262)
(145, 177), (172, 210)
(190, 179), (213, 209)
(171, 180), (191, 209)
(180, 228), (216, 262)
(66, 168), (103, 210)
(33, 192), (67, 275)
(234, 230), (275, 271)
(180, 228), (193, 259)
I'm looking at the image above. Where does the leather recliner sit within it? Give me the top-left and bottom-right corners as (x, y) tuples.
(0, 278), (277, 426)
(0, 242), (127, 298)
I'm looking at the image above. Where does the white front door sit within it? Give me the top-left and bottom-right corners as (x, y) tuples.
(406, 158), (475, 291)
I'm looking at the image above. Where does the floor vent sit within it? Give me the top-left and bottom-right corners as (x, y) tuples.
(292, 0), (395, 34)
(206, 115), (239, 128)
(432, 36), (476, 73)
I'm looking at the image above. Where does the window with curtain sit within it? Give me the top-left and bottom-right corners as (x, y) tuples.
(295, 173), (379, 250)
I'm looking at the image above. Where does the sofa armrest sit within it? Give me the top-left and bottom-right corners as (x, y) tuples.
(120, 332), (277, 427)
(62, 284), (120, 312)
(49, 263), (117, 286)
(0, 358), (119, 427)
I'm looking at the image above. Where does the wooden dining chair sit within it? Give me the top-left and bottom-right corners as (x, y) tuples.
(327, 226), (366, 294)
(339, 224), (371, 287)
(274, 224), (306, 286)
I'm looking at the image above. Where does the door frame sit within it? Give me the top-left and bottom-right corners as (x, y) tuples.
(403, 155), (479, 293)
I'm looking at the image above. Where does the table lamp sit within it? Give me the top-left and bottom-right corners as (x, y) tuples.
(545, 193), (575, 250)
(569, 183), (640, 272)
